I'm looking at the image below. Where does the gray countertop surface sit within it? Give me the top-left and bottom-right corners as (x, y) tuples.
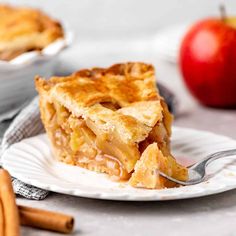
(1, 0), (236, 235)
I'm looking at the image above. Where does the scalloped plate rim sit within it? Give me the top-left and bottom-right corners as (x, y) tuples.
(2, 126), (236, 201)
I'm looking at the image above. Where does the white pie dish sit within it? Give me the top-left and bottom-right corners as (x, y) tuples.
(0, 28), (73, 114)
(2, 127), (236, 201)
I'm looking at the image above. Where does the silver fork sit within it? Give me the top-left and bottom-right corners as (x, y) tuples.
(158, 149), (236, 186)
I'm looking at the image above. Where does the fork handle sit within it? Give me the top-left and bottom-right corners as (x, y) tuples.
(190, 149), (236, 174)
(204, 149), (236, 166)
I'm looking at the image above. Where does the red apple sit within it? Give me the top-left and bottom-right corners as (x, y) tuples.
(179, 17), (236, 107)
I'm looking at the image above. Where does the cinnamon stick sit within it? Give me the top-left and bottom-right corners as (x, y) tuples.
(0, 199), (4, 236)
(19, 205), (74, 234)
(0, 169), (20, 236)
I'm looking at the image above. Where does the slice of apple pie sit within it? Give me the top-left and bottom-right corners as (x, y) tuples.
(35, 62), (188, 188)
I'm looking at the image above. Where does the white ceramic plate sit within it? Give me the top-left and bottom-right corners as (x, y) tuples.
(2, 127), (236, 201)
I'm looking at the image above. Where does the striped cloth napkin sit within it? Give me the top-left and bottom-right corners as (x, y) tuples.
(0, 83), (177, 200)
(1, 97), (48, 200)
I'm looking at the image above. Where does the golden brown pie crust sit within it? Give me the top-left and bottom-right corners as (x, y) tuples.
(35, 62), (188, 188)
(0, 4), (63, 61)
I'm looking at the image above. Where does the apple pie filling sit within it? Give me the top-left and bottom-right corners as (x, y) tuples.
(44, 99), (175, 182)
(44, 101), (131, 180)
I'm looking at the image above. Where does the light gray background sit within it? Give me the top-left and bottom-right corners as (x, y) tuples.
(2, 0), (236, 39)
(1, 0), (236, 235)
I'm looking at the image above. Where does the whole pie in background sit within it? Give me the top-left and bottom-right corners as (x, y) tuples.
(0, 4), (64, 61)
(35, 62), (188, 189)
